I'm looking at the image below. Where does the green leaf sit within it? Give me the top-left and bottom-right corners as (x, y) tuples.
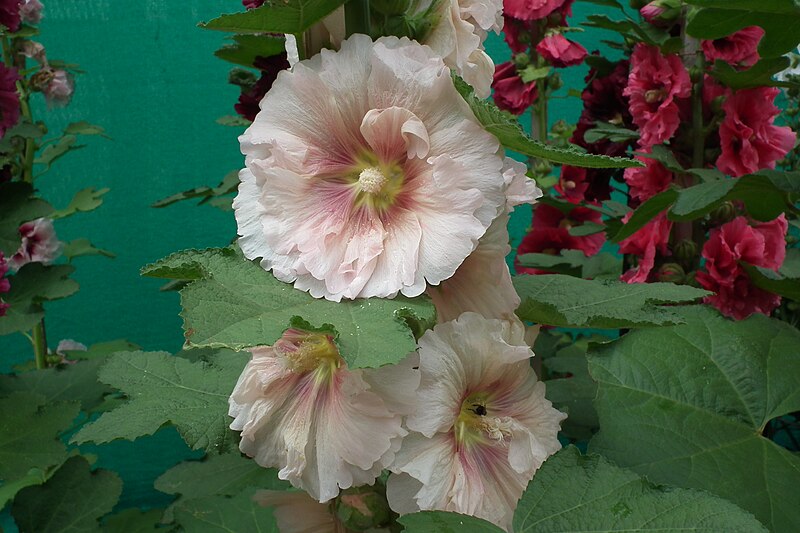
(0, 182), (53, 255)
(514, 274), (710, 328)
(400, 512), (502, 532)
(518, 65), (551, 83)
(452, 76), (642, 169)
(152, 170), (239, 208)
(102, 508), (165, 533)
(567, 221), (604, 236)
(685, 0), (800, 13)
(610, 188), (678, 242)
(686, 7), (800, 57)
(669, 178), (736, 219)
(155, 453), (290, 500)
(711, 57), (792, 89)
(589, 305), (800, 532)
(0, 468), (48, 510)
(215, 34), (286, 67)
(0, 264), (79, 336)
(172, 487), (278, 532)
(4, 121), (45, 140)
(742, 264), (800, 301)
(583, 123), (639, 144)
(0, 359), (112, 411)
(0, 392), (79, 482)
(62, 238), (115, 260)
(517, 251), (621, 280)
(71, 350), (248, 453)
(63, 121), (110, 138)
(34, 134), (83, 171)
(64, 338), (141, 360)
(201, 0), (347, 34)
(216, 115), (252, 127)
(141, 248), (436, 369)
(12, 455), (122, 533)
(51, 187), (109, 219)
(512, 446), (767, 532)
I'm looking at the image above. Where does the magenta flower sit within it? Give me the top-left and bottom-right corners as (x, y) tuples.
(235, 35), (511, 301)
(623, 43), (690, 147)
(0, 251), (9, 317)
(619, 212), (672, 283)
(623, 153), (673, 203)
(0, 62), (20, 138)
(492, 61), (538, 115)
(535, 33), (587, 68)
(0, 0), (21, 32)
(702, 26), (764, 68)
(504, 0), (570, 21)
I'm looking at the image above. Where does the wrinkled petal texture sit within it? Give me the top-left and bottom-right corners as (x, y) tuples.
(235, 35), (507, 301)
(389, 313), (565, 531)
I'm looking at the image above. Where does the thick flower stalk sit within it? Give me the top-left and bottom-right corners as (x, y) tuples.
(387, 312), (566, 530)
(235, 34), (511, 301)
(229, 328), (418, 503)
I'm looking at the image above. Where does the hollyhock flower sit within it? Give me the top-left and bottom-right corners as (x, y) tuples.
(428, 159), (540, 322)
(0, 0), (21, 32)
(235, 35), (510, 301)
(619, 212), (672, 283)
(229, 328), (417, 502)
(502, 16), (536, 54)
(19, 40), (45, 63)
(535, 33), (587, 68)
(697, 271), (781, 320)
(504, 0), (569, 21)
(19, 0), (41, 24)
(624, 153), (672, 203)
(624, 43), (691, 147)
(515, 203), (604, 274)
(639, 2), (664, 23)
(242, 0), (264, 8)
(717, 87), (796, 177)
(234, 54), (291, 122)
(387, 313), (565, 530)
(43, 69), (74, 107)
(0, 63), (20, 138)
(9, 218), (61, 271)
(492, 61), (538, 115)
(702, 26), (764, 68)
(413, 0), (502, 98)
(0, 252), (9, 318)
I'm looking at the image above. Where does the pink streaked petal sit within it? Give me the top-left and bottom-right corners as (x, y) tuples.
(360, 209), (424, 298)
(360, 106), (430, 161)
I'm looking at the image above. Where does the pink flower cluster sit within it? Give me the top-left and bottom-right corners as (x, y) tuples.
(0, 251), (9, 317)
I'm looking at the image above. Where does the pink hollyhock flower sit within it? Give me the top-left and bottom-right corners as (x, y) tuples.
(702, 26), (764, 68)
(19, 0), (41, 24)
(428, 159), (541, 322)
(515, 203), (604, 274)
(535, 33), (587, 68)
(639, 2), (664, 23)
(0, 0), (21, 32)
(415, 0), (503, 98)
(387, 313), (566, 530)
(0, 63), (20, 138)
(624, 153), (673, 203)
(717, 87), (796, 177)
(0, 252), (9, 317)
(492, 61), (538, 115)
(696, 215), (786, 319)
(235, 35), (510, 301)
(9, 218), (62, 271)
(619, 212), (672, 283)
(43, 69), (74, 107)
(504, 0), (569, 21)
(502, 16), (536, 54)
(234, 54), (291, 122)
(242, 0), (264, 8)
(229, 328), (418, 502)
(624, 43), (691, 147)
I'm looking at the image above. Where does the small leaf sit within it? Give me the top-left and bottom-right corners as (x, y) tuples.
(742, 263), (800, 301)
(567, 221), (604, 236)
(12, 455), (122, 533)
(589, 305), (800, 532)
(519, 65), (551, 83)
(51, 187), (109, 219)
(512, 446), (767, 532)
(63, 121), (110, 138)
(711, 57), (792, 89)
(611, 188), (678, 243)
(34, 134), (83, 171)
(216, 115), (252, 127)
(141, 248), (436, 369)
(64, 338), (141, 360)
(62, 238), (115, 259)
(201, 0), (348, 34)
(215, 34), (286, 67)
(5, 121), (45, 140)
(514, 274), (709, 328)
(72, 350), (247, 453)
(669, 178), (736, 219)
(152, 170), (239, 208)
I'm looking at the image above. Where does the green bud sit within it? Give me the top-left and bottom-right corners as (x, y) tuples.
(549, 72), (564, 91)
(709, 201), (736, 225)
(335, 486), (391, 531)
(657, 262), (685, 283)
(228, 68), (257, 90)
(513, 52), (531, 69)
(673, 239), (698, 266)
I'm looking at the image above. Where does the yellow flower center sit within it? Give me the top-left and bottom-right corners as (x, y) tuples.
(357, 167), (388, 194)
(349, 154), (405, 212)
(281, 332), (341, 382)
(455, 392), (515, 449)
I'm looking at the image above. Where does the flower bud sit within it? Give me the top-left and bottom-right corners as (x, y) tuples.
(673, 239), (698, 266)
(29, 68), (55, 92)
(657, 262), (685, 283)
(334, 485), (392, 531)
(709, 201), (736, 225)
(18, 40), (46, 64)
(513, 52), (530, 69)
(43, 69), (74, 107)
(20, 0), (43, 25)
(228, 68), (257, 89)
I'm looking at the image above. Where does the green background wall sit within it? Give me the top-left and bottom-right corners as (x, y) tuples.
(0, 0), (615, 516)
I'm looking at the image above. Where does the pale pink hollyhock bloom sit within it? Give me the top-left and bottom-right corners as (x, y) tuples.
(702, 26), (764, 68)
(254, 490), (338, 532)
(19, 0), (42, 24)
(235, 35), (509, 301)
(535, 34), (587, 68)
(43, 69), (74, 107)
(624, 43), (690, 147)
(229, 328), (418, 503)
(717, 87), (796, 177)
(10, 217), (61, 271)
(387, 313), (566, 530)
(427, 158), (541, 322)
(414, 0), (503, 98)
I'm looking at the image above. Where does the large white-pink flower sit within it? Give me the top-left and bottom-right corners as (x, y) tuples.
(9, 217), (61, 271)
(426, 158), (541, 322)
(235, 34), (508, 302)
(387, 312), (565, 530)
(414, 0), (503, 98)
(229, 328), (418, 503)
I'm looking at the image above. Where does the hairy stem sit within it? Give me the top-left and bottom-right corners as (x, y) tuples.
(32, 319), (48, 369)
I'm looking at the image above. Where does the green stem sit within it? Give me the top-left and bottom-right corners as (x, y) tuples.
(32, 319), (48, 370)
(344, 0), (371, 38)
